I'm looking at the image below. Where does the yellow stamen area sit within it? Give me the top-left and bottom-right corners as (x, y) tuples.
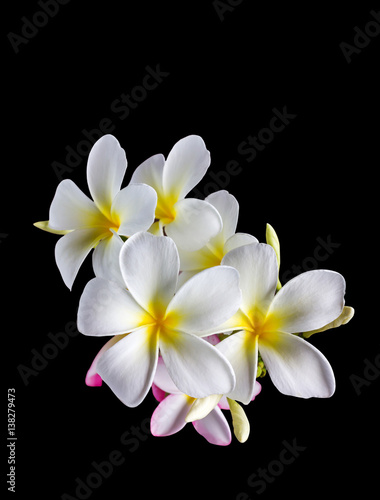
(238, 307), (283, 346)
(155, 194), (177, 224)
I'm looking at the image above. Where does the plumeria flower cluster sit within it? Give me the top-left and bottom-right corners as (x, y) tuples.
(35, 134), (354, 446)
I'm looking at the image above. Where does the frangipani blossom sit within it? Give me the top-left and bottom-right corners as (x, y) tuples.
(177, 190), (258, 280)
(215, 242), (346, 403)
(34, 135), (157, 289)
(130, 135), (222, 251)
(151, 356), (262, 445)
(77, 231), (242, 407)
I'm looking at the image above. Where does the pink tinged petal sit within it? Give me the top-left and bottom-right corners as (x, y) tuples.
(259, 331), (336, 398)
(252, 380), (262, 399)
(97, 327), (159, 408)
(193, 406), (231, 446)
(77, 277), (149, 337)
(159, 330), (236, 398)
(111, 183), (157, 236)
(86, 135), (127, 217)
(130, 153), (166, 198)
(92, 232), (125, 287)
(119, 232), (179, 317)
(206, 190), (239, 246)
(85, 335), (124, 387)
(162, 135), (211, 200)
(223, 232), (259, 255)
(268, 270), (346, 334)
(150, 394), (193, 437)
(216, 330), (259, 405)
(218, 396), (229, 410)
(153, 357), (182, 395)
(165, 198), (222, 251)
(166, 266), (241, 334)
(55, 227), (105, 289)
(222, 243), (278, 320)
(152, 383), (166, 402)
(49, 179), (106, 230)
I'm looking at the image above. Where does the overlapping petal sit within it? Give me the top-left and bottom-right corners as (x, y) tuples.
(159, 330), (235, 398)
(165, 198), (222, 251)
(222, 243), (278, 320)
(130, 153), (166, 198)
(55, 227), (106, 290)
(77, 277), (151, 336)
(165, 265), (241, 334)
(119, 232), (179, 317)
(92, 231), (125, 287)
(85, 335), (125, 387)
(259, 331), (336, 398)
(192, 406), (231, 446)
(268, 270), (346, 334)
(49, 179), (107, 230)
(151, 394), (193, 437)
(216, 330), (259, 404)
(97, 327), (159, 408)
(111, 183), (157, 236)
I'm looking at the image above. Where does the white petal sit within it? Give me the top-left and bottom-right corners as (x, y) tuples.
(55, 227), (105, 289)
(150, 394), (192, 437)
(86, 135), (127, 217)
(216, 330), (259, 404)
(111, 183), (157, 236)
(49, 179), (106, 230)
(268, 270), (346, 333)
(303, 306), (355, 338)
(165, 198), (222, 251)
(223, 232), (259, 255)
(130, 153), (165, 198)
(206, 190), (239, 246)
(153, 357), (182, 395)
(192, 406), (231, 446)
(222, 243), (278, 320)
(77, 277), (150, 336)
(92, 232), (125, 287)
(166, 266), (241, 334)
(97, 327), (159, 407)
(119, 232), (179, 317)
(259, 331), (336, 398)
(162, 135), (210, 200)
(185, 394), (222, 422)
(160, 331), (235, 398)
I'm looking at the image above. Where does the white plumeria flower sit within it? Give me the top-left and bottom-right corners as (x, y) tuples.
(177, 190), (258, 280)
(214, 242), (346, 403)
(77, 231), (242, 407)
(34, 135), (157, 289)
(130, 135), (223, 251)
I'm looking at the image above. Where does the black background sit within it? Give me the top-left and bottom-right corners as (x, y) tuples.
(3, 1), (378, 499)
